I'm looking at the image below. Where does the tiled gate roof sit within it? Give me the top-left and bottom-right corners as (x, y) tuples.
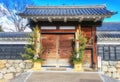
(19, 5), (116, 22)
(19, 5), (115, 17)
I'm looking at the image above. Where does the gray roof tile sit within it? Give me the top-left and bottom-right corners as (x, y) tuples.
(97, 32), (120, 39)
(0, 32), (30, 38)
(97, 22), (120, 31)
(19, 5), (115, 17)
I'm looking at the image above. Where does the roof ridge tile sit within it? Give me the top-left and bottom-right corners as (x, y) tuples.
(26, 5), (106, 9)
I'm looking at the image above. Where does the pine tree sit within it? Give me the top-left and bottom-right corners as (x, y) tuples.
(21, 25), (44, 62)
(72, 30), (87, 64)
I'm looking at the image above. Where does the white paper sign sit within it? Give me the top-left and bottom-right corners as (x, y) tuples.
(98, 56), (101, 68)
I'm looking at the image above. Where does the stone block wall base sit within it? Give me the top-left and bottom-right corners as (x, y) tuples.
(102, 61), (120, 80)
(32, 62), (43, 70)
(0, 62), (4, 69)
(0, 79), (9, 82)
(0, 79), (4, 82)
(117, 69), (120, 74)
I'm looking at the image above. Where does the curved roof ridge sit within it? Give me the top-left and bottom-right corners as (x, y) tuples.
(0, 32), (30, 34)
(103, 22), (120, 23)
(97, 31), (120, 34)
(26, 4), (106, 9)
(0, 32), (30, 38)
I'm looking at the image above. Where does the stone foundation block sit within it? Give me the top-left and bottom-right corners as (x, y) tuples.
(102, 66), (108, 71)
(5, 63), (11, 68)
(8, 67), (16, 73)
(117, 69), (120, 74)
(102, 61), (109, 66)
(109, 61), (117, 66)
(19, 63), (25, 69)
(4, 73), (14, 80)
(1, 68), (7, 74)
(0, 73), (3, 79)
(116, 64), (120, 68)
(0, 62), (5, 69)
(108, 67), (116, 72)
(117, 61), (120, 64)
(16, 68), (23, 73)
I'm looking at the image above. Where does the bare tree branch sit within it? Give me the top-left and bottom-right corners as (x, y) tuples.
(0, 0), (34, 32)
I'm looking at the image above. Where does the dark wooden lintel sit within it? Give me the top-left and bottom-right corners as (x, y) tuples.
(29, 20), (102, 29)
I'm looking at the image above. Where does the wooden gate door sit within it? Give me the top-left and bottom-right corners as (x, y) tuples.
(58, 34), (74, 66)
(41, 34), (58, 66)
(41, 34), (74, 67)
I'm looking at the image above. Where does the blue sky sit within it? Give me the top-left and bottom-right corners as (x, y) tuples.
(33, 0), (120, 22)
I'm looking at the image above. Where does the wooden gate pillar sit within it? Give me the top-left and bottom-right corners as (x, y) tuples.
(92, 26), (97, 70)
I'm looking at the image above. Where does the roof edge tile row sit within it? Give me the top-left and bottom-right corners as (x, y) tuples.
(26, 5), (106, 9)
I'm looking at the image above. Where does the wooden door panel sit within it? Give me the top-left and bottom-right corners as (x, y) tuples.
(41, 34), (58, 66)
(59, 34), (74, 58)
(83, 49), (92, 67)
(41, 34), (57, 59)
(41, 34), (74, 66)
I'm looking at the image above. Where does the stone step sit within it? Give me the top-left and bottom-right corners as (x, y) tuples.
(83, 67), (94, 72)
(46, 68), (67, 71)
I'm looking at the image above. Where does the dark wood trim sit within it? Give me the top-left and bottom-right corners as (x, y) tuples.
(30, 20), (102, 27)
(40, 25), (76, 33)
(41, 30), (76, 33)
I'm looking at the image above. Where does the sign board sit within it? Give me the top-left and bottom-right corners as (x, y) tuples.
(98, 56), (102, 68)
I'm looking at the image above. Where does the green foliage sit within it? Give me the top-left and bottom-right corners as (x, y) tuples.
(72, 32), (87, 64)
(0, 26), (3, 32)
(21, 45), (34, 60)
(72, 50), (84, 64)
(21, 27), (44, 62)
(78, 32), (87, 51)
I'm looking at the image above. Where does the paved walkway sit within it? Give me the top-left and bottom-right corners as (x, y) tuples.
(10, 71), (120, 82)
(27, 72), (102, 82)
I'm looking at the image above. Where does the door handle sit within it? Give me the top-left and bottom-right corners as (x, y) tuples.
(48, 49), (50, 54)
(58, 50), (60, 54)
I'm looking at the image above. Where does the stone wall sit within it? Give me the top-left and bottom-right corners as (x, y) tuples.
(0, 60), (33, 81)
(102, 61), (120, 80)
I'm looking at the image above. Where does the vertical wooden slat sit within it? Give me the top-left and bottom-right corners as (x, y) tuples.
(92, 26), (97, 69)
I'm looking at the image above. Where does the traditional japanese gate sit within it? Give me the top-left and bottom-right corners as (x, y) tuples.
(19, 5), (115, 69)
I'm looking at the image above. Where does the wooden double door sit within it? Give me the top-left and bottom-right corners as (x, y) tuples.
(41, 34), (74, 67)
